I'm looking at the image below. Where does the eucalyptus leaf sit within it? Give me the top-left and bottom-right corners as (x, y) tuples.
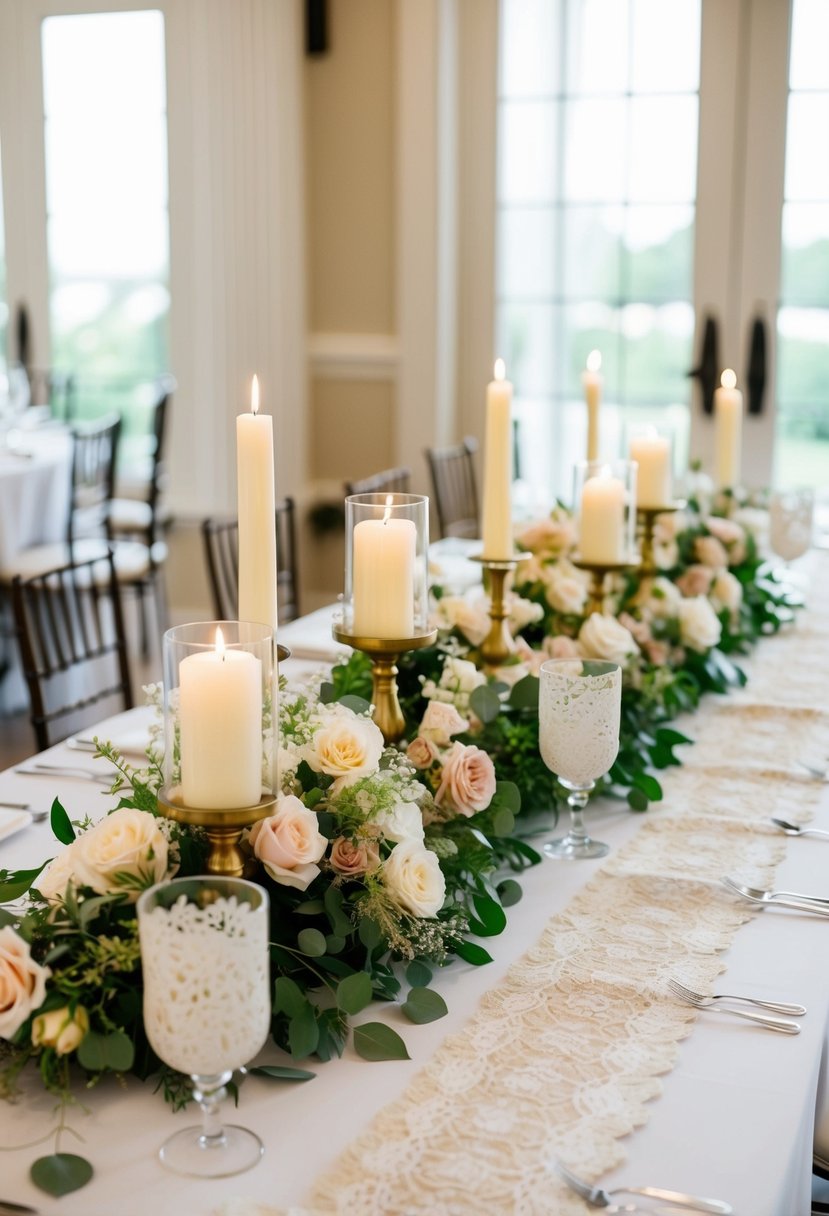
(337, 694), (372, 715)
(496, 878), (523, 908)
(401, 986), (448, 1025)
(31, 1153), (93, 1197)
(492, 808), (515, 837)
(405, 960), (433, 988)
(324, 885), (353, 937)
(627, 787), (649, 812)
(77, 1029), (134, 1073)
(288, 1006), (319, 1059)
(508, 674), (539, 710)
(297, 927), (327, 957)
(325, 934), (346, 954)
(273, 976), (308, 1018)
(353, 1022), (410, 1062)
(358, 917), (382, 949)
(295, 899), (325, 916)
(249, 1065), (316, 1082)
(493, 781), (521, 813)
(469, 684), (502, 725)
(336, 970), (372, 1015)
(49, 797), (75, 845)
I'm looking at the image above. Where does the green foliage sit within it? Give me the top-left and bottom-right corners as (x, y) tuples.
(353, 1022), (410, 1062)
(31, 1153), (93, 1197)
(401, 986), (448, 1024)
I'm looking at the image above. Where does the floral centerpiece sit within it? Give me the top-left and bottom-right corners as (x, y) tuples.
(0, 677), (529, 1196)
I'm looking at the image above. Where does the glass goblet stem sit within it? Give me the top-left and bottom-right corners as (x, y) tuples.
(564, 782), (592, 847)
(192, 1072), (233, 1149)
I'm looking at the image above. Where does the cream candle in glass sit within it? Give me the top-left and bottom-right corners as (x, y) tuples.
(629, 426), (672, 508)
(352, 496), (417, 637)
(582, 350), (602, 462)
(481, 358), (514, 560)
(714, 369), (743, 489)
(579, 466), (626, 563)
(237, 374), (278, 632)
(179, 627), (263, 808)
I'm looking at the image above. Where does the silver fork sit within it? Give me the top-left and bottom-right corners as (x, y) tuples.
(722, 876), (829, 910)
(555, 1161), (733, 1213)
(668, 977), (806, 1017)
(668, 981), (800, 1034)
(798, 759), (828, 781)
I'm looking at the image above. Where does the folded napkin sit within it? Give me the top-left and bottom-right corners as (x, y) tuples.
(0, 807), (31, 843)
(74, 725), (154, 760)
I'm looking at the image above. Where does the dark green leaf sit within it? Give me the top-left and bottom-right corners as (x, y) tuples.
(507, 675), (539, 710)
(337, 694), (372, 715)
(77, 1029), (134, 1073)
(496, 878), (523, 907)
(469, 684), (502, 724)
(295, 899), (325, 916)
(632, 772), (663, 802)
(353, 1022), (410, 1061)
(31, 1153), (93, 1197)
(454, 939), (493, 966)
(297, 927), (327, 957)
(469, 893), (507, 937)
(325, 934), (346, 954)
(336, 970), (373, 1015)
(273, 976), (308, 1018)
(492, 808), (515, 837)
(0, 862), (49, 903)
(0, 906), (18, 928)
(50, 797), (76, 845)
(358, 917), (382, 949)
(493, 781), (521, 813)
(401, 986), (448, 1024)
(249, 1065), (315, 1082)
(405, 960), (433, 988)
(319, 681), (336, 704)
(288, 1006), (319, 1059)
(324, 885), (353, 937)
(627, 787), (649, 812)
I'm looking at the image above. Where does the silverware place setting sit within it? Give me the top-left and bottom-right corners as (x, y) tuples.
(555, 1161), (733, 1213)
(722, 875), (829, 916)
(771, 816), (829, 839)
(798, 759), (828, 781)
(668, 977), (803, 1033)
(14, 763), (114, 786)
(0, 801), (48, 823)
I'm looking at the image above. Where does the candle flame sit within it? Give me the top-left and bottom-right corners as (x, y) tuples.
(251, 374), (260, 416)
(382, 494), (393, 525)
(587, 350), (602, 373)
(215, 626), (225, 659)
(494, 358), (506, 382)
(721, 368), (736, 390)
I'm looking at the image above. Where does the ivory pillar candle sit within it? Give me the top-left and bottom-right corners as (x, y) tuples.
(580, 469), (626, 563)
(237, 374), (278, 632)
(582, 350), (602, 462)
(629, 428), (672, 508)
(179, 628), (263, 808)
(352, 498), (417, 637)
(481, 359), (514, 560)
(714, 369), (743, 489)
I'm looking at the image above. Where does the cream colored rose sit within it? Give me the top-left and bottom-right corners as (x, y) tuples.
(578, 614), (639, 664)
(637, 576), (681, 620)
(329, 836), (380, 878)
(545, 634), (580, 659)
(695, 534), (729, 569)
(250, 794), (327, 891)
(545, 566), (588, 616)
(32, 1004), (89, 1055)
(515, 515), (576, 555)
(73, 808), (172, 899)
(434, 741), (497, 818)
(678, 595), (722, 653)
(508, 594), (544, 634)
(373, 799), (425, 845)
(711, 569), (743, 614)
(420, 700), (469, 747)
(36, 843), (80, 904)
(676, 564), (714, 598)
(705, 515), (745, 546)
(0, 926), (50, 1040)
(434, 596), (489, 646)
(304, 712), (384, 789)
(382, 840), (445, 918)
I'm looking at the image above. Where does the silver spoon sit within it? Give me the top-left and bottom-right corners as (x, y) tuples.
(771, 817), (829, 839)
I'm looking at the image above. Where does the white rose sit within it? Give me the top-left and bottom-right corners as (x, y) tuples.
(442, 657), (486, 696)
(373, 799), (425, 845)
(642, 576), (681, 620)
(545, 565), (588, 616)
(710, 570), (743, 614)
(434, 597), (489, 646)
(73, 808), (172, 899)
(420, 700), (469, 746)
(303, 711), (384, 790)
(577, 614), (639, 664)
(508, 594), (544, 634)
(382, 840), (445, 918)
(678, 595), (722, 653)
(732, 506), (770, 556)
(0, 926), (50, 1040)
(36, 843), (80, 904)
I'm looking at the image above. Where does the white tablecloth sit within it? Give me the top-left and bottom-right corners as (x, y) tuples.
(0, 585), (828, 1215)
(0, 427), (72, 568)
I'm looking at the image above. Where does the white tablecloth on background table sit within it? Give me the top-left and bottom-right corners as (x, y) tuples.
(1, 568), (828, 1215)
(0, 427), (71, 568)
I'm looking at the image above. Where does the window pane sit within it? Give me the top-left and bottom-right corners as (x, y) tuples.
(628, 97), (698, 203)
(625, 206), (694, 300)
(497, 207), (558, 299)
(564, 100), (627, 201)
(561, 205), (624, 300)
(498, 101), (560, 203)
(780, 203), (829, 307)
(42, 11), (166, 119)
(499, 0), (562, 97)
(631, 0), (701, 94)
(620, 301), (695, 405)
(566, 0), (630, 96)
(496, 302), (557, 397)
(784, 94), (829, 201)
(789, 0), (829, 91)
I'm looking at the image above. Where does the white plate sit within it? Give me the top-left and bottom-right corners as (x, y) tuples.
(0, 807), (31, 843)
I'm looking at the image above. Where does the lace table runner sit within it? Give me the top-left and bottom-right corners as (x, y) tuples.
(222, 560), (829, 1216)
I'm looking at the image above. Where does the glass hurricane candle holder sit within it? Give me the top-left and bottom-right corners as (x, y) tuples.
(159, 621), (278, 876)
(573, 459), (637, 567)
(342, 493), (430, 639)
(626, 423), (674, 510)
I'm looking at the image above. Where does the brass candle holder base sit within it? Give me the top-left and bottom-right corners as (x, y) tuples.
(157, 789), (277, 878)
(571, 553), (640, 615)
(636, 500), (686, 576)
(469, 552), (529, 671)
(333, 628), (438, 744)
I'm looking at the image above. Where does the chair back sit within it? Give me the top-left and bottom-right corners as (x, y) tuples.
(143, 374), (175, 545)
(345, 466), (411, 498)
(202, 498), (300, 625)
(11, 551), (134, 751)
(425, 437), (480, 539)
(69, 413), (122, 550)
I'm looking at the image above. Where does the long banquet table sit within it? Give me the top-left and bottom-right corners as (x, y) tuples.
(1, 555), (829, 1216)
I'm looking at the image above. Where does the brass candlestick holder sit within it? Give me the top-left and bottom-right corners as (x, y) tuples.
(470, 552), (528, 671)
(333, 628), (438, 744)
(636, 500), (686, 576)
(571, 554), (640, 615)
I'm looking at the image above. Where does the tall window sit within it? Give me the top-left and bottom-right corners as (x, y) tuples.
(497, 0), (701, 500)
(41, 10), (169, 426)
(774, 0), (829, 488)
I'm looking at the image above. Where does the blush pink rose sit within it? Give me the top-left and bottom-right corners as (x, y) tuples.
(694, 535), (729, 569)
(250, 794), (328, 891)
(406, 736), (439, 768)
(329, 836), (380, 878)
(0, 926), (50, 1040)
(419, 700), (469, 746)
(546, 635), (580, 659)
(676, 564), (714, 598)
(434, 741), (497, 817)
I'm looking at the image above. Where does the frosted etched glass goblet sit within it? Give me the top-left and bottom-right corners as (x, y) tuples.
(770, 487), (814, 564)
(539, 658), (622, 860)
(137, 877), (271, 1177)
